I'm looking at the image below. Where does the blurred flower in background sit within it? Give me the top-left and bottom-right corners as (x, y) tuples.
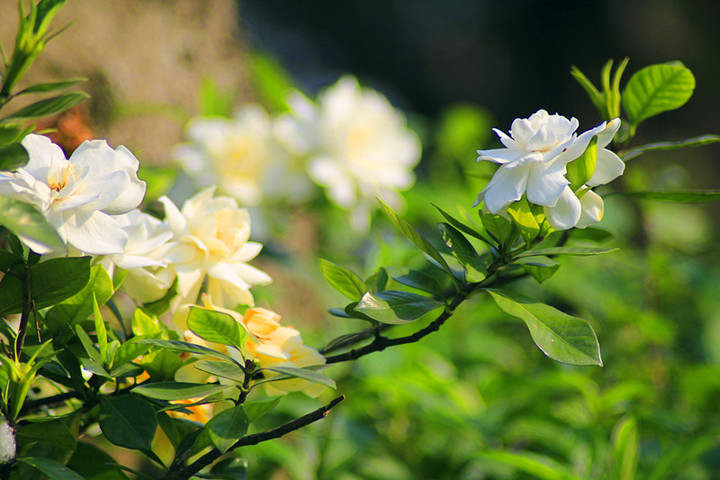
(277, 75), (421, 232)
(174, 104), (312, 206)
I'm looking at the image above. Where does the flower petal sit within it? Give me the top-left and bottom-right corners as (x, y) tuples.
(481, 164), (529, 213)
(526, 168), (569, 207)
(576, 189), (604, 229)
(544, 186), (582, 230)
(588, 149), (625, 187)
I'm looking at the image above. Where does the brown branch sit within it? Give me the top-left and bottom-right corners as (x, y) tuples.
(324, 291), (469, 365)
(163, 395), (345, 480)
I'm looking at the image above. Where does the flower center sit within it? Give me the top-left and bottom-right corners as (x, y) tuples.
(47, 163), (75, 192)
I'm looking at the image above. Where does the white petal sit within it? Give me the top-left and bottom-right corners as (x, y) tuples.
(544, 186), (581, 230)
(576, 190), (604, 229)
(21, 134), (67, 176)
(481, 164), (529, 213)
(476, 147), (524, 165)
(63, 211), (128, 255)
(526, 168), (569, 207)
(159, 196), (188, 236)
(596, 118), (621, 149)
(587, 149), (625, 187)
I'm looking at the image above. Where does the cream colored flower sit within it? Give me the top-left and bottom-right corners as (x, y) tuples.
(276, 76), (421, 231)
(0, 134), (146, 255)
(159, 188), (271, 308)
(174, 105), (312, 206)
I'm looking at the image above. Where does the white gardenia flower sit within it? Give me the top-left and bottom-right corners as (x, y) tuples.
(174, 104), (312, 206)
(544, 119), (624, 229)
(0, 415), (15, 464)
(475, 109), (604, 215)
(159, 187), (271, 308)
(0, 134), (146, 255)
(276, 76), (421, 231)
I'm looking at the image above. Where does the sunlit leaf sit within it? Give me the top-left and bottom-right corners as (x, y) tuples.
(612, 416), (639, 480)
(516, 246), (618, 258)
(487, 289), (602, 366)
(16, 77), (86, 95)
(437, 222), (487, 281)
(514, 256), (560, 284)
(0, 197), (64, 253)
(193, 359), (245, 383)
(319, 258), (366, 300)
(622, 63), (695, 127)
(133, 382), (233, 401)
(136, 338), (236, 363)
(263, 365), (336, 389)
(187, 306), (247, 351)
(3, 92), (89, 121)
(355, 290), (443, 324)
(620, 134), (720, 161)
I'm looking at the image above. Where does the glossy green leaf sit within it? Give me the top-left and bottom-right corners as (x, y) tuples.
(514, 256), (560, 284)
(433, 204), (493, 245)
(488, 289), (602, 366)
(364, 267), (389, 292)
(0, 141), (28, 170)
(206, 405), (249, 453)
(480, 211), (515, 246)
(0, 256), (91, 316)
(386, 266), (444, 295)
(614, 190), (720, 203)
(355, 290), (443, 324)
(75, 325), (101, 364)
(516, 246), (618, 258)
(612, 416), (639, 480)
(133, 382), (232, 401)
(620, 134), (720, 161)
(17, 419), (77, 450)
(566, 138), (598, 190)
(187, 306), (247, 351)
(380, 200), (455, 279)
(193, 359), (245, 383)
(244, 397), (281, 423)
(93, 293), (108, 363)
(3, 92), (89, 121)
(45, 264), (113, 328)
(135, 338), (236, 363)
(99, 396), (157, 451)
(0, 124), (26, 147)
(111, 336), (152, 369)
(0, 197), (64, 253)
(622, 63), (695, 126)
(437, 222), (487, 281)
(67, 442), (130, 480)
(263, 365), (336, 389)
(506, 197), (540, 245)
(16, 77), (86, 95)
(16, 457), (85, 480)
(319, 258), (366, 300)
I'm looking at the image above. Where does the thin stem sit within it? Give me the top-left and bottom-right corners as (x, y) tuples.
(163, 395), (345, 480)
(14, 264), (32, 360)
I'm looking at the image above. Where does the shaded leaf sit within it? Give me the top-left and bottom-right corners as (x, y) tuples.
(612, 416), (639, 480)
(16, 78), (86, 95)
(193, 359), (245, 383)
(16, 457), (85, 480)
(478, 450), (582, 480)
(433, 204), (492, 244)
(135, 338), (236, 363)
(99, 396), (157, 451)
(3, 92), (89, 121)
(0, 141), (28, 170)
(45, 264), (113, 329)
(620, 134), (720, 161)
(514, 256), (560, 284)
(487, 289), (602, 366)
(613, 190), (720, 203)
(516, 246), (618, 258)
(67, 442), (130, 480)
(386, 266), (444, 295)
(263, 365), (336, 389)
(206, 405), (249, 453)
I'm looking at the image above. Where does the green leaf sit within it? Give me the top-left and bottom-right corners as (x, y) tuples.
(612, 416), (639, 480)
(620, 134), (720, 161)
(67, 442), (130, 480)
(386, 266), (444, 295)
(131, 308), (162, 336)
(570, 227), (614, 243)
(93, 294), (108, 363)
(99, 396), (157, 451)
(480, 211), (515, 246)
(506, 196), (540, 245)
(17, 419), (77, 450)
(364, 267), (389, 292)
(437, 222), (487, 281)
(16, 457), (85, 480)
(516, 246), (618, 258)
(0, 256), (92, 316)
(433, 204), (493, 245)
(0, 197), (64, 253)
(134, 382), (232, 401)
(613, 190), (720, 203)
(487, 289), (602, 366)
(570, 64), (604, 114)
(111, 336), (152, 369)
(199, 77), (234, 117)
(321, 331), (374, 354)
(2, 92), (89, 121)
(193, 359), (245, 383)
(380, 200), (455, 279)
(0, 251), (23, 271)
(263, 365), (336, 389)
(514, 256), (560, 284)
(135, 339), (236, 363)
(0, 141), (28, 170)
(566, 138), (598, 190)
(210, 456), (248, 480)
(16, 78), (86, 95)
(354, 290), (443, 324)
(478, 450), (582, 480)
(75, 325), (101, 364)
(319, 258), (366, 300)
(206, 405), (249, 453)
(244, 397), (281, 423)
(0, 124), (27, 147)
(45, 264), (113, 329)
(622, 63), (695, 127)
(187, 306), (247, 351)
